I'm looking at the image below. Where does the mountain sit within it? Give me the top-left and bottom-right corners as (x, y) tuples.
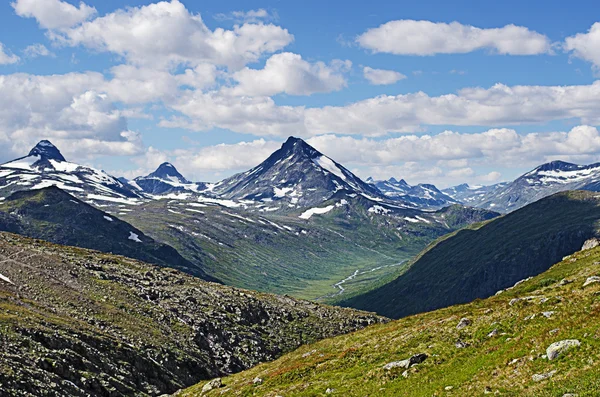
(442, 182), (509, 206)
(184, 238), (600, 396)
(370, 177), (459, 209)
(212, 137), (386, 208)
(0, 232), (384, 396)
(0, 186), (215, 281)
(476, 160), (600, 212)
(343, 190), (600, 319)
(131, 162), (208, 196)
(0, 140), (143, 206)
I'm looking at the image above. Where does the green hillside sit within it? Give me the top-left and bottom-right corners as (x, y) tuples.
(343, 190), (600, 318)
(183, 232), (600, 397)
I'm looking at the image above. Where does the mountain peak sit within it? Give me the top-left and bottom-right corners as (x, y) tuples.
(28, 140), (66, 162)
(147, 162), (190, 183)
(532, 160), (579, 173)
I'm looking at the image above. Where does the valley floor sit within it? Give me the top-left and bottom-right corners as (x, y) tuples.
(182, 243), (600, 396)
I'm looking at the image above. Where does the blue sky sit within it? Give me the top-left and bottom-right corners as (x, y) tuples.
(1, 0), (600, 187)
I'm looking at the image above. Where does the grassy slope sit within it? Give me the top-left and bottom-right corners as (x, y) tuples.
(183, 237), (600, 397)
(0, 232), (385, 396)
(343, 190), (600, 318)
(121, 197), (496, 302)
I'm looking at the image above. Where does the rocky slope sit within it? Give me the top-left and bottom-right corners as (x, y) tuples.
(0, 141), (143, 206)
(344, 190), (600, 318)
(0, 187), (215, 282)
(0, 233), (385, 396)
(183, 238), (600, 396)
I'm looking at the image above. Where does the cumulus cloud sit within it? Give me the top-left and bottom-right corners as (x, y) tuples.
(23, 43), (54, 58)
(48, 0), (293, 69)
(357, 20), (552, 56)
(0, 72), (143, 163)
(0, 43), (19, 65)
(564, 22), (600, 71)
(12, 0), (96, 29)
(229, 53), (350, 96)
(363, 67), (406, 85)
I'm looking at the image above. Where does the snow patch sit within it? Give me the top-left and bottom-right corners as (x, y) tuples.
(299, 205), (335, 219)
(103, 216), (113, 222)
(313, 156), (346, 181)
(128, 231), (142, 243)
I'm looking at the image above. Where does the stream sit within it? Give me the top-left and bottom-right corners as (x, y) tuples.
(330, 260), (407, 296)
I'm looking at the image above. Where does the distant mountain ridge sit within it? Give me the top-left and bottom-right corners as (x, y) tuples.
(475, 160), (600, 212)
(368, 177), (459, 209)
(0, 141), (142, 205)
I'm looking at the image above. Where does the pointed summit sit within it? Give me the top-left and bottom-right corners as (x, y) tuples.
(28, 140), (66, 162)
(214, 136), (382, 207)
(147, 162), (190, 184)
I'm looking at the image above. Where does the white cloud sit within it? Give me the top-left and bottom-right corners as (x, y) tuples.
(564, 22), (600, 71)
(0, 72), (143, 163)
(229, 53), (350, 96)
(0, 43), (19, 65)
(49, 0), (293, 69)
(363, 67), (406, 85)
(23, 43), (54, 58)
(162, 81), (600, 138)
(357, 20), (552, 56)
(12, 0), (96, 29)
(214, 8), (274, 24)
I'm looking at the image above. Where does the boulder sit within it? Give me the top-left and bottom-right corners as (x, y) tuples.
(202, 378), (223, 393)
(383, 353), (428, 370)
(456, 318), (471, 329)
(546, 340), (580, 360)
(581, 238), (600, 251)
(583, 276), (600, 287)
(532, 370), (557, 382)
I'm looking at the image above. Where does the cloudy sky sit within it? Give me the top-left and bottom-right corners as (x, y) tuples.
(2, 0), (600, 187)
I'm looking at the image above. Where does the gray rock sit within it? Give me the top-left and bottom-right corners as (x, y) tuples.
(202, 378), (223, 393)
(252, 377), (263, 385)
(487, 329), (498, 338)
(542, 311), (555, 318)
(532, 370), (557, 382)
(326, 388), (334, 394)
(583, 276), (600, 287)
(456, 318), (471, 329)
(582, 238), (600, 251)
(455, 340), (469, 349)
(383, 353), (428, 370)
(547, 339), (581, 360)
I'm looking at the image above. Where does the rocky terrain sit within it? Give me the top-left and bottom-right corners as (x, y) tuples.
(182, 235), (600, 396)
(0, 233), (385, 396)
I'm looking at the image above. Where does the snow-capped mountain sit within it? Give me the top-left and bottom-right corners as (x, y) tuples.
(0, 140), (143, 205)
(213, 137), (385, 208)
(368, 177), (458, 209)
(131, 162), (207, 196)
(476, 160), (600, 212)
(442, 182), (510, 207)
